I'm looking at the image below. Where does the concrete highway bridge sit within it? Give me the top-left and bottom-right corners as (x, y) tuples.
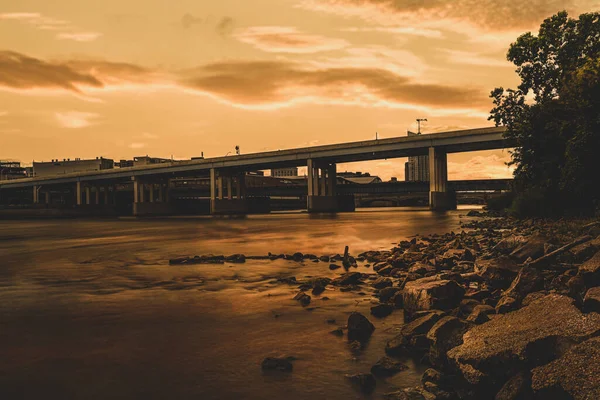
(0, 126), (512, 216)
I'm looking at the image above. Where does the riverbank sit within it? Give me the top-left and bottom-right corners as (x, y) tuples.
(172, 214), (600, 399)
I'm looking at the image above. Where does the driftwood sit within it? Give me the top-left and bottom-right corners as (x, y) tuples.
(525, 235), (592, 268)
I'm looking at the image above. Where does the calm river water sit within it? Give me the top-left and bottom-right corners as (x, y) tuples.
(0, 207), (475, 399)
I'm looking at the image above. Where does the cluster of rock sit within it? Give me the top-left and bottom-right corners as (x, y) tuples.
(174, 216), (600, 399)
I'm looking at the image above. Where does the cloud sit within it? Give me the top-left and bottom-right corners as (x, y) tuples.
(441, 49), (513, 68)
(216, 17), (234, 36)
(448, 153), (514, 179)
(298, 0), (591, 32)
(340, 26), (443, 38)
(56, 32), (102, 42)
(0, 12), (69, 30)
(141, 132), (158, 139)
(180, 60), (489, 111)
(0, 111), (7, 117)
(55, 111), (99, 128)
(235, 26), (349, 53)
(0, 51), (489, 113)
(181, 13), (203, 29)
(0, 51), (103, 92)
(0, 12), (102, 42)
(129, 142), (147, 149)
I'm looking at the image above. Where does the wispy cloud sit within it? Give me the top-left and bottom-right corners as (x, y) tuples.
(441, 49), (514, 68)
(340, 26), (443, 39)
(448, 153), (514, 179)
(129, 142), (147, 149)
(297, 0), (589, 32)
(57, 32), (103, 42)
(55, 111), (99, 128)
(0, 12), (68, 30)
(235, 26), (349, 53)
(0, 11), (101, 41)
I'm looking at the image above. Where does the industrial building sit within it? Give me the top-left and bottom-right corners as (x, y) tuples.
(33, 157), (114, 177)
(404, 131), (430, 182)
(271, 167), (299, 177)
(0, 160), (28, 180)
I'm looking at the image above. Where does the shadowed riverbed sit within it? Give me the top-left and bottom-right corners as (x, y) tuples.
(0, 207), (475, 399)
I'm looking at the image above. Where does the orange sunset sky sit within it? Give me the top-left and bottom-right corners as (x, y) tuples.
(1, 0), (598, 180)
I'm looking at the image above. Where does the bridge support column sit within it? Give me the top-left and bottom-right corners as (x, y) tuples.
(44, 191), (50, 205)
(307, 159), (354, 212)
(94, 187), (100, 205)
(76, 182), (82, 206)
(104, 186), (109, 205)
(32, 186), (39, 204)
(85, 187), (91, 205)
(428, 147), (456, 211)
(210, 169), (257, 214)
(133, 178), (173, 216)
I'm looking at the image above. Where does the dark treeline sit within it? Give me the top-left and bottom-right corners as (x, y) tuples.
(490, 11), (600, 217)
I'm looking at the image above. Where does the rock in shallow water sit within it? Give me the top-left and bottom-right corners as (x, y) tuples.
(447, 294), (600, 389)
(293, 292), (311, 307)
(345, 373), (376, 394)
(261, 357), (293, 372)
(371, 356), (408, 378)
(347, 312), (375, 342)
(371, 303), (394, 318)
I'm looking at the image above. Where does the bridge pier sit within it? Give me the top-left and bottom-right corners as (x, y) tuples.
(133, 177), (173, 216)
(306, 160), (355, 212)
(428, 147), (456, 211)
(210, 169), (250, 215)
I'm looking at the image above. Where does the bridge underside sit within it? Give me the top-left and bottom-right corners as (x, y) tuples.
(0, 127), (512, 216)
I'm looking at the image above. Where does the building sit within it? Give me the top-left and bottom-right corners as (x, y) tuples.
(271, 167), (298, 177)
(404, 131), (429, 182)
(337, 171), (382, 184)
(0, 160), (28, 180)
(115, 159), (134, 168)
(33, 157), (114, 177)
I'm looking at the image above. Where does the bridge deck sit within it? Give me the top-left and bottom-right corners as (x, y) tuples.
(0, 126), (510, 189)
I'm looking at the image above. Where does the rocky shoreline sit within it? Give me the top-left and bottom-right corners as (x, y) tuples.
(171, 215), (600, 399)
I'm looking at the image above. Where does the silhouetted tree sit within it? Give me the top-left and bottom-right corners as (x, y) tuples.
(489, 11), (600, 216)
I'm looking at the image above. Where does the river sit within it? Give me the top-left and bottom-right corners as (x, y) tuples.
(0, 207), (475, 399)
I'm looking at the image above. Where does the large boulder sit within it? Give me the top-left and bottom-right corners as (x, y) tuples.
(502, 266), (544, 301)
(509, 233), (548, 263)
(447, 294), (600, 391)
(475, 256), (521, 290)
(569, 236), (600, 262)
(531, 337), (600, 400)
(383, 387), (436, 400)
(386, 311), (444, 356)
(494, 371), (533, 400)
(579, 250), (600, 287)
(584, 286), (600, 313)
(426, 316), (470, 368)
(403, 276), (466, 315)
(347, 312), (375, 342)
(334, 272), (363, 286)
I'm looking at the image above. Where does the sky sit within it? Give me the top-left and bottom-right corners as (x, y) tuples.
(1, 0), (598, 180)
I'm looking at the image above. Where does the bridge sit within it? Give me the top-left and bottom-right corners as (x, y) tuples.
(0, 126), (512, 215)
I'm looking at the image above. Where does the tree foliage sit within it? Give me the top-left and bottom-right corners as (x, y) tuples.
(489, 11), (600, 216)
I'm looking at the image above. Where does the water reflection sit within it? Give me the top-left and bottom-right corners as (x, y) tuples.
(0, 208), (475, 399)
